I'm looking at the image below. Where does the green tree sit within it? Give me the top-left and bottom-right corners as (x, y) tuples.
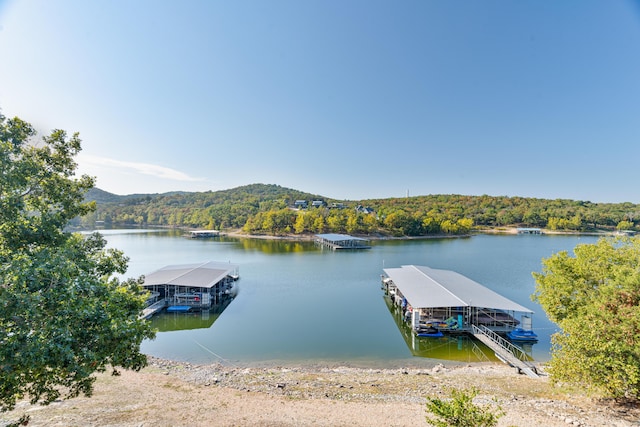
(313, 214), (325, 233)
(456, 218), (473, 234)
(346, 211), (360, 234)
(383, 210), (417, 236)
(440, 219), (458, 234)
(0, 114), (155, 415)
(569, 213), (584, 230)
(496, 209), (516, 226)
(532, 237), (640, 400)
(617, 220), (634, 231)
(422, 216), (441, 234)
(262, 211), (276, 233)
(326, 210), (347, 233)
(294, 212), (306, 234)
(362, 212), (378, 233)
(546, 216), (560, 230)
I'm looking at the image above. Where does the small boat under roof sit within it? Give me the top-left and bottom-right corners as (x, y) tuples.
(415, 326), (444, 338)
(506, 328), (539, 342)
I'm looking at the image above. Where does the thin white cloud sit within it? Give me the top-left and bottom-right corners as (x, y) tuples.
(78, 154), (204, 182)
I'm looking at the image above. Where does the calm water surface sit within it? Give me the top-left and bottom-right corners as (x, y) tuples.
(100, 230), (599, 367)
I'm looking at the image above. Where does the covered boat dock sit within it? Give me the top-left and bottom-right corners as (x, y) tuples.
(382, 265), (539, 377)
(141, 261), (239, 316)
(382, 265), (533, 333)
(187, 230), (220, 238)
(315, 233), (371, 250)
(517, 227), (543, 234)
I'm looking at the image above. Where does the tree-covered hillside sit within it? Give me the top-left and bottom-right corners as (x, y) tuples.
(77, 184), (327, 231)
(74, 184), (640, 237)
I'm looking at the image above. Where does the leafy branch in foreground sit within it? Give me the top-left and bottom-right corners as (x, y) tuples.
(533, 236), (640, 400)
(0, 113), (155, 416)
(425, 387), (504, 427)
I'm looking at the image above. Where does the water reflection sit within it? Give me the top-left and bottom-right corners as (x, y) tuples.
(235, 238), (316, 254)
(183, 233), (317, 254)
(150, 297), (234, 332)
(384, 296), (500, 362)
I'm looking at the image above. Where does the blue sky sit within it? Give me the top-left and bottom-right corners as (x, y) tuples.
(1, 1), (639, 202)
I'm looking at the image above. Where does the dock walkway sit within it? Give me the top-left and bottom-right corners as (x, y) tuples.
(471, 325), (540, 378)
(140, 298), (167, 319)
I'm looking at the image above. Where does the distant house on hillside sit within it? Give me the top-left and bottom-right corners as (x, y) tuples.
(311, 200), (326, 208)
(356, 205), (375, 214)
(294, 200), (308, 209)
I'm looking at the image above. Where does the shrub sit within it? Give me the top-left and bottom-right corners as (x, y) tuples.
(425, 387), (504, 427)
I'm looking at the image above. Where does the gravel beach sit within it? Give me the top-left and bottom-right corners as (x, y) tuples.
(3, 357), (639, 427)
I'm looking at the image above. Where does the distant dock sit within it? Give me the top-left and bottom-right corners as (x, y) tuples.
(187, 230), (220, 238)
(315, 233), (371, 250)
(516, 227), (543, 235)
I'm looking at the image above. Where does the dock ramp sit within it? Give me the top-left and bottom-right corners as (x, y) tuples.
(140, 298), (167, 319)
(471, 324), (540, 378)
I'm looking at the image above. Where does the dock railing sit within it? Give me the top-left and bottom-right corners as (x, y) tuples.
(470, 340), (491, 362)
(473, 325), (530, 362)
(140, 298), (167, 319)
(471, 324), (539, 378)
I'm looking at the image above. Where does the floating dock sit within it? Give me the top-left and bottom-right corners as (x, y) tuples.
(141, 261), (239, 317)
(517, 227), (543, 234)
(187, 230), (220, 238)
(382, 265), (540, 376)
(315, 233), (371, 250)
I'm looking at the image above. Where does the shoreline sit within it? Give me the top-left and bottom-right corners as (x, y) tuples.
(5, 355), (638, 427)
(80, 224), (617, 241)
(216, 227), (615, 242)
(154, 352), (471, 371)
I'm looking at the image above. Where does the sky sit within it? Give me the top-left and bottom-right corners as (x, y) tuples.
(0, 1), (639, 203)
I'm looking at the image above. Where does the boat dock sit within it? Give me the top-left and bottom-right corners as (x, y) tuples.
(187, 230), (220, 238)
(382, 265), (540, 376)
(517, 227), (543, 234)
(315, 233), (371, 250)
(140, 261), (240, 318)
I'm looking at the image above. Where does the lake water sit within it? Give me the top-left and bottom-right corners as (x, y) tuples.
(99, 229), (599, 367)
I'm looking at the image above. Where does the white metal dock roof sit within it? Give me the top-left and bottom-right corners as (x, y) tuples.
(383, 265), (533, 313)
(315, 233), (368, 242)
(142, 261), (238, 289)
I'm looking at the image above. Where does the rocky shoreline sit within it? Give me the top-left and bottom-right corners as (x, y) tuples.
(149, 357), (640, 424)
(3, 356), (639, 426)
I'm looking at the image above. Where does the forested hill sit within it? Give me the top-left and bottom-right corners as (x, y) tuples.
(77, 184), (640, 237)
(85, 188), (189, 204)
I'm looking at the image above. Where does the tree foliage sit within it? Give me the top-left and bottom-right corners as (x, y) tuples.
(82, 185), (640, 238)
(0, 114), (155, 413)
(532, 237), (640, 400)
